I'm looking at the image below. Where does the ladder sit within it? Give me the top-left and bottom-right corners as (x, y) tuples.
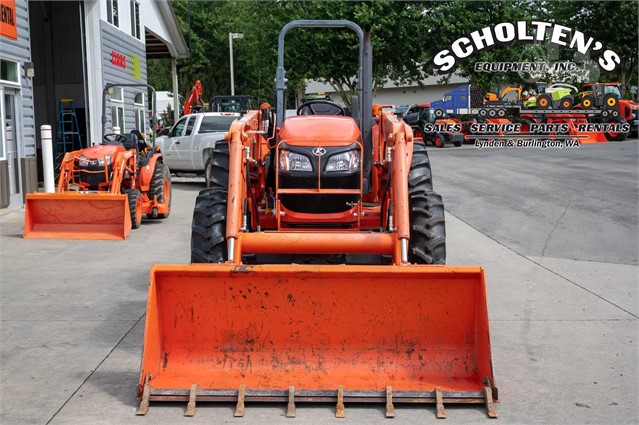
(55, 99), (83, 158)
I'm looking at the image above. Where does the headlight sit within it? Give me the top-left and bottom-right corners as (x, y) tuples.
(77, 156), (89, 167)
(97, 156), (112, 167)
(325, 149), (360, 172)
(279, 149), (312, 172)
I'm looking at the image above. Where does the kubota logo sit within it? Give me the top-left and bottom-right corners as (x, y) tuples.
(312, 147), (326, 156)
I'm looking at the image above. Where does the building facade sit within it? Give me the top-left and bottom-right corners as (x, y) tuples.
(0, 0), (188, 213)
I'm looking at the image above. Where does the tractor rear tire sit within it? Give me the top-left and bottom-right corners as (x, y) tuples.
(408, 141), (433, 192)
(125, 188), (143, 229)
(408, 190), (446, 265)
(148, 161), (172, 219)
(603, 94), (618, 109)
(206, 142), (230, 189)
(191, 188), (228, 263)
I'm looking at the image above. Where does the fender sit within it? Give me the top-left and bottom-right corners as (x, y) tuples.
(139, 153), (163, 192)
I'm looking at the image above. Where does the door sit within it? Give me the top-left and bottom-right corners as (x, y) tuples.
(174, 116), (197, 169)
(2, 90), (21, 207)
(163, 116), (189, 169)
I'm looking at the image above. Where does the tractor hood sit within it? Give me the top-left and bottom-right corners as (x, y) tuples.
(280, 116), (361, 145)
(80, 144), (125, 160)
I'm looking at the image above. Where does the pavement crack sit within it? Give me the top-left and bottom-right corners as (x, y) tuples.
(445, 211), (639, 320)
(45, 313), (146, 425)
(541, 195), (572, 257)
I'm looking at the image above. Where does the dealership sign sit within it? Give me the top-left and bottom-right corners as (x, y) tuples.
(434, 21), (620, 73)
(0, 0), (17, 41)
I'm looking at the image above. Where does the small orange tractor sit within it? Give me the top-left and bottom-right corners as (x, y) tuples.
(24, 84), (171, 239)
(137, 21), (496, 419)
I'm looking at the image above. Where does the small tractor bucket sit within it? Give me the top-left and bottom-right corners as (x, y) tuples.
(24, 193), (131, 240)
(138, 264), (497, 415)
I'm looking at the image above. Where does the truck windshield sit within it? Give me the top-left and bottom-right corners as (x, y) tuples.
(199, 116), (237, 132)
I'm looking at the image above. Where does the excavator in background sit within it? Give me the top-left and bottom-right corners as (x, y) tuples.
(182, 80), (204, 115)
(24, 84), (172, 239)
(484, 85), (522, 106)
(137, 20), (497, 419)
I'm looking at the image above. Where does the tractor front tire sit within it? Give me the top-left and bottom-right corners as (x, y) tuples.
(191, 188), (228, 263)
(148, 161), (172, 219)
(604, 117), (628, 142)
(537, 94), (552, 109)
(433, 134), (445, 148)
(408, 190), (446, 264)
(206, 142), (230, 189)
(125, 188), (143, 229)
(408, 141), (433, 192)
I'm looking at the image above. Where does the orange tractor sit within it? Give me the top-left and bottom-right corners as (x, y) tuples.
(137, 21), (496, 419)
(24, 84), (171, 239)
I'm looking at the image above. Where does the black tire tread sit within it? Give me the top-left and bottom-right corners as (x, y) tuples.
(148, 161), (171, 218)
(408, 191), (446, 264)
(191, 188), (228, 263)
(125, 188), (142, 229)
(407, 141), (433, 193)
(208, 142), (230, 189)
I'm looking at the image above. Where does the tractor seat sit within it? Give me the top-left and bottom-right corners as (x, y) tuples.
(121, 133), (139, 151)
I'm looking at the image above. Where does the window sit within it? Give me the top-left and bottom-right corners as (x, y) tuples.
(0, 60), (19, 84)
(107, 0), (119, 27)
(110, 87), (123, 102)
(111, 106), (125, 132)
(110, 86), (124, 132)
(169, 117), (188, 137)
(131, 0), (141, 39)
(184, 117), (196, 136)
(199, 116), (237, 133)
(134, 92), (145, 132)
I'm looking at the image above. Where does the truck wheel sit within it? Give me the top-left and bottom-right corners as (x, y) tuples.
(191, 188), (228, 263)
(488, 108), (497, 118)
(605, 117), (628, 142)
(497, 109), (506, 117)
(478, 109), (487, 117)
(148, 161), (172, 219)
(206, 142), (230, 189)
(537, 94), (552, 109)
(580, 95), (594, 109)
(408, 141), (433, 192)
(433, 134), (445, 148)
(434, 108), (444, 118)
(408, 190), (446, 264)
(125, 188), (143, 229)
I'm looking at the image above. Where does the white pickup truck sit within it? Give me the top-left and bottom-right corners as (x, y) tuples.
(155, 112), (239, 174)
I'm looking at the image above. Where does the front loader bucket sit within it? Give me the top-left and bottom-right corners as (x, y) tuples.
(138, 264), (497, 417)
(24, 193), (131, 240)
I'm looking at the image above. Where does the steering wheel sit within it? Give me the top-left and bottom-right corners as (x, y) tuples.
(102, 133), (128, 145)
(297, 100), (346, 116)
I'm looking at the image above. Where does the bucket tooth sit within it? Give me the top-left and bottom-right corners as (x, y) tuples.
(484, 385), (498, 418)
(136, 375), (151, 416)
(184, 384), (197, 417)
(335, 386), (345, 418)
(234, 385), (246, 417)
(435, 387), (446, 419)
(286, 385), (296, 418)
(385, 386), (395, 418)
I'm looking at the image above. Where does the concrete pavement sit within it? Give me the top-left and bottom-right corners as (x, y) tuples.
(1, 142), (637, 424)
